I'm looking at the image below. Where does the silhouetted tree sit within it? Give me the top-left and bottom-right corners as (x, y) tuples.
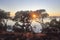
(14, 9), (48, 32)
(50, 19), (58, 27)
(0, 9), (10, 31)
(14, 11), (32, 32)
(36, 9), (49, 23)
(0, 9), (10, 19)
(14, 11), (29, 22)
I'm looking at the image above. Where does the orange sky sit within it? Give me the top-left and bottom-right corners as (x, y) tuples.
(10, 11), (15, 17)
(48, 13), (60, 16)
(10, 13), (60, 17)
(10, 11), (60, 17)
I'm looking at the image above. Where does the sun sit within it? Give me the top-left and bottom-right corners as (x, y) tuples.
(10, 11), (15, 17)
(32, 14), (36, 18)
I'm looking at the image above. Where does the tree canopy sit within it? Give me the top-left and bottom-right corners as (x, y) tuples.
(14, 9), (49, 23)
(0, 9), (10, 19)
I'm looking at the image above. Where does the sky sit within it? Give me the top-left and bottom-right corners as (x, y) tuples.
(0, 0), (60, 16)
